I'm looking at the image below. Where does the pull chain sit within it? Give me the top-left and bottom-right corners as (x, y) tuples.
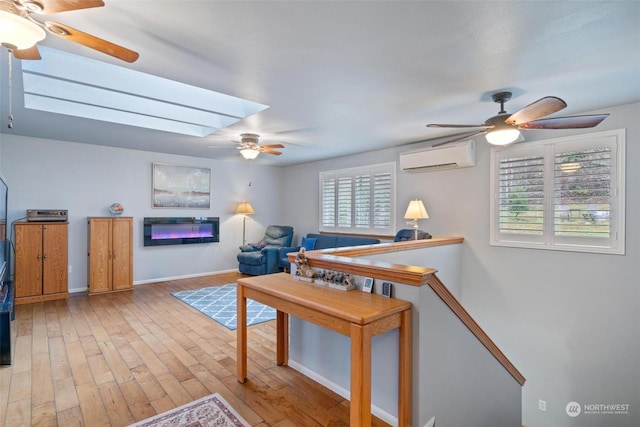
(7, 51), (13, 129)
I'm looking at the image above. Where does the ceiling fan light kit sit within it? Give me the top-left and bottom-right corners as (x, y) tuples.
(0, 0), (139, 63)
(484, 92), (521, 146)
(484, 109), (521, 145)
(485, 128), (521, 145)
(235, 133), (284, 159)
(240, 148), (260, 160)
(427, 91), (609, 147)
(0, 3), (45, 50)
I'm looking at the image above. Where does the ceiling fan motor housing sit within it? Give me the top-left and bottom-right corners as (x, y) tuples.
(485, 113), (512, 129)
(240, 133), (260, 145)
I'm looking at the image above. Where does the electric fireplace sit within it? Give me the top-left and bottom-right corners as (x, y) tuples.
(143, 217), (219, 246)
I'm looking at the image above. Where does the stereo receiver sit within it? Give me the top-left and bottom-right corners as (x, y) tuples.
(26, 209), (68, 222)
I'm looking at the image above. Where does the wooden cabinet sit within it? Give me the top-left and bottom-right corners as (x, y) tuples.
(88, 217), (133, 294)
(15, 222), (68, 305)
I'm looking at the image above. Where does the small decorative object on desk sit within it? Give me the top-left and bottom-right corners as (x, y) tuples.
(294, 248), (316, 282)
(314, 269), (355, 291)
(382, 282), (393, 298)
(109, 202), (124, 216)
(362, 277), (374, 293)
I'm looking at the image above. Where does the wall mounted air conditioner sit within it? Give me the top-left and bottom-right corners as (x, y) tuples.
(399, 140), (476, 172)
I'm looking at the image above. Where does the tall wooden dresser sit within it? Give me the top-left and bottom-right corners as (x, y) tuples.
(87, 217), (133, 294)
(14, 221), (68, 305)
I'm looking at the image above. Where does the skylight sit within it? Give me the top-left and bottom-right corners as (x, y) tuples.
(20, 46), (268, 137)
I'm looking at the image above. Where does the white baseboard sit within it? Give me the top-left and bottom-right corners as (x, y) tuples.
(133, 268), (238, 285)
(287, 360), (398, 426)
(68, 268), (239, 293)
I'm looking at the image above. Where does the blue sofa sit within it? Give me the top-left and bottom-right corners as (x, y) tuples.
(278, 233), (380, 271)
(238, 225), (294, 275)
(394, 228), (432, 241)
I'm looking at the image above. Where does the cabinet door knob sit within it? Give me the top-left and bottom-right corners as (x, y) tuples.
(36, 254), (41, 260)
(43, 254), (48, 260)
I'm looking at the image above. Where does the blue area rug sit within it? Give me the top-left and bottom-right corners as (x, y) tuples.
(171, 283), (276, 330)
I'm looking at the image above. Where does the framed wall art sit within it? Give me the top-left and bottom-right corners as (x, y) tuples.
(152, 163), (211, 209)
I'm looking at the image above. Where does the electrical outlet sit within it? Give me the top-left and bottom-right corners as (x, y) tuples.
(68, 265), (72, 274)
(539, 399), (547, 412)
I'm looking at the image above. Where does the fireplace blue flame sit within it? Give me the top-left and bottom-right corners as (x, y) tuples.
(144, 217), (219, 246)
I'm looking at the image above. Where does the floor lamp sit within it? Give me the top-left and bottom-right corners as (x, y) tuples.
(236, 201), (255, 245)
(404, 199), (429, 240)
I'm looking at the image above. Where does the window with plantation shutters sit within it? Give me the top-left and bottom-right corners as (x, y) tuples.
(490, 129), (625, 254)
(497, 150), (545, 239)
(320, 163), (395, 235)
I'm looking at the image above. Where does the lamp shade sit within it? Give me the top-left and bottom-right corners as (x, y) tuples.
(240, 148), (260, 160)
(0, 9), (46, 50)
(235, 201), (255, 215)
(404, 199), (428, 220)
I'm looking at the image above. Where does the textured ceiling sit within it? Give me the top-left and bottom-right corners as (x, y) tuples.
(1, 0), (639, 166)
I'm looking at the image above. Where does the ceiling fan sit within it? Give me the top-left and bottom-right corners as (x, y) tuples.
(0, 0), (139, 62)
(235, 133), (284, 159)
(427, 91), (609, 147)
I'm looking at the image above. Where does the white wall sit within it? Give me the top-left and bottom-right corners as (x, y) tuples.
(1, 101), (638, 426)
(281, 102), (640, 427)
(0, 135), (284, 291)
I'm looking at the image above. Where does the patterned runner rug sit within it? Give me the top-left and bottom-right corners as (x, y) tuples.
(172, 283), (276, 330)
(128, 393), (250, 427)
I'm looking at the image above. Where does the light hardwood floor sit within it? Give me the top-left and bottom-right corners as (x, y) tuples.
(0, 272), (391, 426)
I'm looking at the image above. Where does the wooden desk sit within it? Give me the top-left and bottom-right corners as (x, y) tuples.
(237, 273), (412, 427)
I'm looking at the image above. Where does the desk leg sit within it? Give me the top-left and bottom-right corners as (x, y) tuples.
(398, 309), (412, 427)
(276, 311), (288, 366)
(350, 323), (372, 427)
(237, 284), (247, 383)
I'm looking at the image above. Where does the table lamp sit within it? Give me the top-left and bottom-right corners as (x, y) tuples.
(404, 199), (429, 240)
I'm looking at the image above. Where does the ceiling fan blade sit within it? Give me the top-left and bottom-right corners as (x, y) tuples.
(261, 149), (282, 156)
(427, 123), (490, 129)
(45, 21), (139, 63)
(261, 144), (285, 149)
(13, 45), (41, 60)
(432, 130), (488, 147)
(33, 0), (105, 14)
(505, 96), (567, 126)
(518, 114), (609, 130)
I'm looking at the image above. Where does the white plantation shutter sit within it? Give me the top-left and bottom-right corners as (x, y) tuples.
(337, 176), (353, 228)
(491, 129), (625, 254)
(320, 163), (396, 234)
(321, 177), (336, 228)
(372, 171), (393, 229)
(497, 149), (545, 241)
(354, 174), (371, 228)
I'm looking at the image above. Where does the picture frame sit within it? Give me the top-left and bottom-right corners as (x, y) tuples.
(382, 282), (393, 298)
(152, 163), (211, 209)
(362, 277), (373, 293)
